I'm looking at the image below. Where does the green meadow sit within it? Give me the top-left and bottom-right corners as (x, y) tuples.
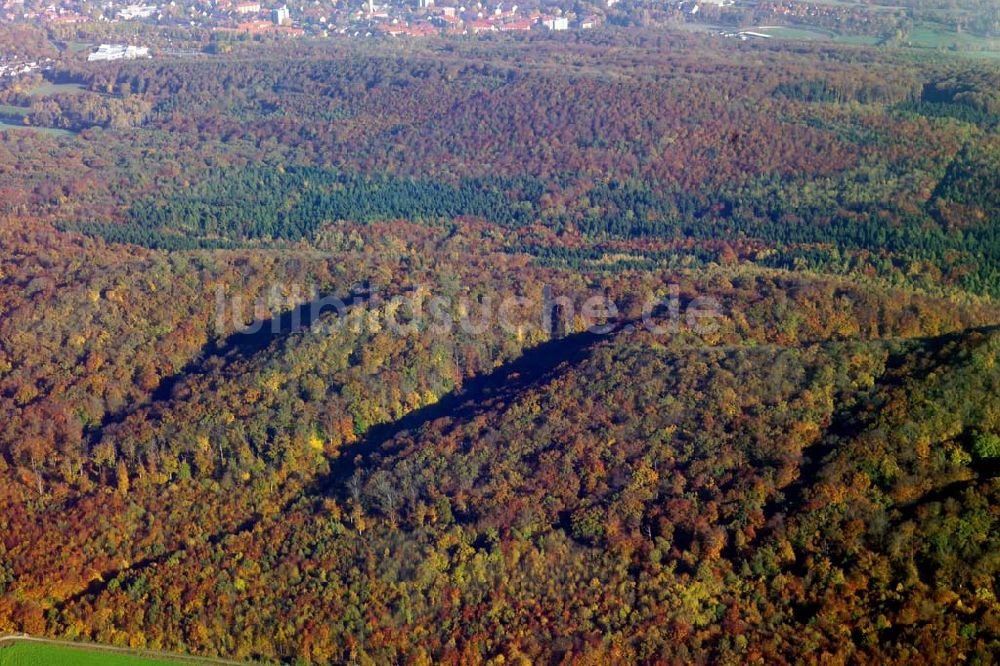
(0, 641), (193, 666)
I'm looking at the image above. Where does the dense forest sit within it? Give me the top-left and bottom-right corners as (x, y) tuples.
(0, 28), (998, 664)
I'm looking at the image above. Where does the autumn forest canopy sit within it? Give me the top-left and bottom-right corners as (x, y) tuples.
(0, 26), (999, 665)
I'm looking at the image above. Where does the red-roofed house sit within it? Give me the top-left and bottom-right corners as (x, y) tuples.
(468, 19), (495, 32)
(498, 18), (532, 31)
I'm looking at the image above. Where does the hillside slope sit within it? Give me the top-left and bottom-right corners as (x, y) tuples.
(51, 324), (1000, 663)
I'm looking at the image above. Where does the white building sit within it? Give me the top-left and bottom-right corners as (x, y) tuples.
(87, 44), (151, 62)
(234, 1), (261, 14)
(542, 16), (567, 30)
(118, 4), (156, 19)
(272, 4), (289, 23)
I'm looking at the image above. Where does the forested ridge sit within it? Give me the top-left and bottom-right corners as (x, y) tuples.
(0, 29), (998, 664)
